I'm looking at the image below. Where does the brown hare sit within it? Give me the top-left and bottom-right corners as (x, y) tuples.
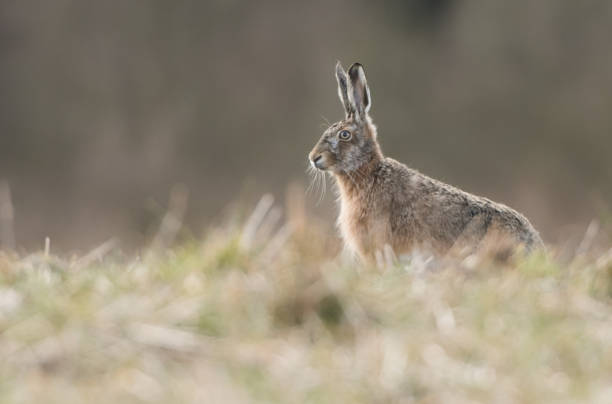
(309, 62), (543, 261)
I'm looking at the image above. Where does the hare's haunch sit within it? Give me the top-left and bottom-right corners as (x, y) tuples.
(309, 62), (543, 260)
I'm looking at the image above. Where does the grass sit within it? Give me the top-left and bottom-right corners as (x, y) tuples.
(1, 195), (612, 404)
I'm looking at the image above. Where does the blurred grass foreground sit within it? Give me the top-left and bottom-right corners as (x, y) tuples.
(1, 192), (612, 404)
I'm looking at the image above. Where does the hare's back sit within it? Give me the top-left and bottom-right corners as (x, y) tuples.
(379, 158), (542, 251)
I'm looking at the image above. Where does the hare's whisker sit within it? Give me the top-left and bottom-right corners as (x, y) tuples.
(317, 172), (325, 204)
(306, 165), (318, 195)
(317, 171), (327, 205)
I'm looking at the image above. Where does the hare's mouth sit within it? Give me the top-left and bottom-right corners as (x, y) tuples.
(310, 155), (329, 170)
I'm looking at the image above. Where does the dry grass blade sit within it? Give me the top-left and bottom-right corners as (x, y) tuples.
(148, 184), (190, 255)
(240, 193), (274, 249)
(0, 180), (15, 250)
(72, 238), (118, 269)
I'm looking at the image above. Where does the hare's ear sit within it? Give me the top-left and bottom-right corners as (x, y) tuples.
(335, 62), (352, 118)
(347, 63), (371, 122)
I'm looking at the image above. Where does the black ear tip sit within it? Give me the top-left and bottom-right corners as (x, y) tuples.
(348, 62), (365, 78)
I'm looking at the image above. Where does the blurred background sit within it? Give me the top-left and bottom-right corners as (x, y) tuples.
(1, 0), (611, 251)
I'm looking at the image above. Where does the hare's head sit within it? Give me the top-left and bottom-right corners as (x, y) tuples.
(309, 62), (382, 173)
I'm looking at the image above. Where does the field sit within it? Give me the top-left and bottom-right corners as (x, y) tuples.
(1, 195), (612, 404)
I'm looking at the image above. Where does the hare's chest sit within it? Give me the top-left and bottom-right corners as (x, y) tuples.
(337, 198), (390, 258)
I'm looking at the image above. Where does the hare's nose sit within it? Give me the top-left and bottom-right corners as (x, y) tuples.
(311, 155), (323, 169)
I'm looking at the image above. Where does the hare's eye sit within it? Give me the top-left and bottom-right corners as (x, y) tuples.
(338, 130), (352, 141)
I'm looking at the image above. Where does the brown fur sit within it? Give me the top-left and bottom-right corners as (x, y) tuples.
(309, 62), (543, 261)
